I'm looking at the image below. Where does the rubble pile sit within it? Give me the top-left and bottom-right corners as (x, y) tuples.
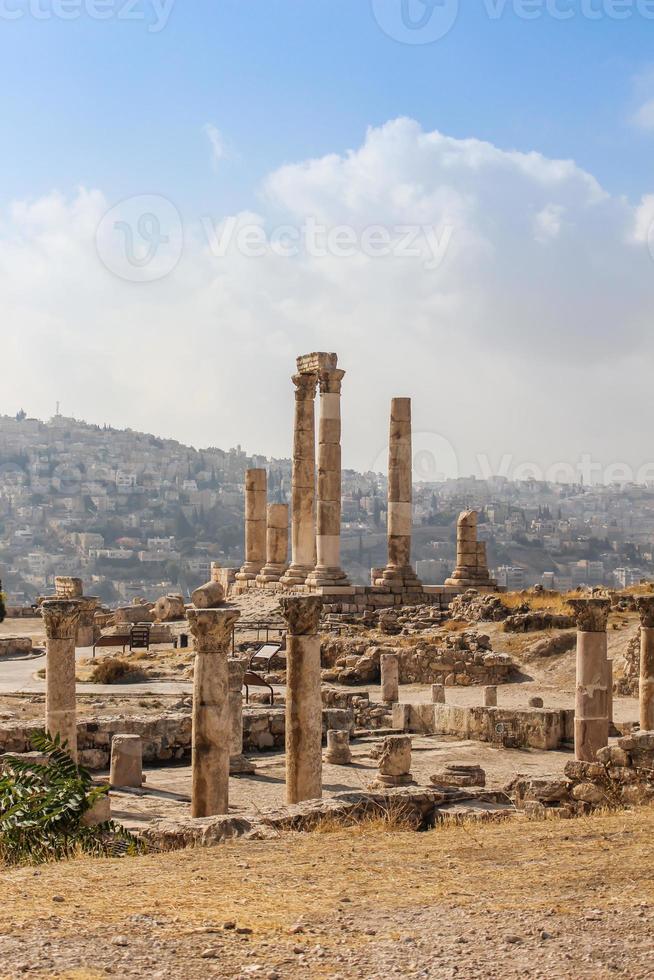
(320, 631), (516, 687)
(504, 611), (575, 633)
(449, 590), (510, 623)
(506, 730), (654, 815)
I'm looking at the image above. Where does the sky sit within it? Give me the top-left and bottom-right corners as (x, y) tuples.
(2, 0), (654, 483)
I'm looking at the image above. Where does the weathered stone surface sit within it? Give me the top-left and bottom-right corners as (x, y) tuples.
(42, 598), (82, 761)
(110, 734), (142, 788)
(568, 598), (611, 633)
(191, 580), (225, 609)
(430, 765), (486, 788)
(324, 729), (352, 765)
(282, 596), (323, 805)
(280, 595), (323, 636)
(153, 594), (186, 622)
(188, 607), (240, 818)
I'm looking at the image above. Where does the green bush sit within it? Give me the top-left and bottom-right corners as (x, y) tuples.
(0, 581), (6, 624)
(0, 731), (144, 865)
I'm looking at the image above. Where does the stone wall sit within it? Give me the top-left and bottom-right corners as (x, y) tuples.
(0, 637), (33, 657)
(321, 632), (516, 688)
(431, 702), (574, 750)
(0, 705), (358, 771)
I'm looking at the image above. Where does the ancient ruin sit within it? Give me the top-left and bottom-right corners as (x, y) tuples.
(41, 597), (82, 761)
(570, 597), (610, 762)
(445, 510), (497, 589)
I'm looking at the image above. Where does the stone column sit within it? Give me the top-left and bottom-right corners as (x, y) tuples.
(306, 368), (350, 589)
(281, 372), (318, 586)
(569, 598), (610, 762)
(324, 729), (351, 765)
(228, 658), (255, 774)
(280, 595), (323, 804)
(377, 398), (422, 592)
(236, 469), (267, 585)
(76, 596), (99, 647)
(380, 652), (400, 703)
(256, 503), (289, 585)
(636, 597), (654, 731)
(445, 512), (496, 588)
(41, 599), (82, 761)
(375, 734), (413, 787)
(110, 734), (142, 788)
(188, 607), (240, 817)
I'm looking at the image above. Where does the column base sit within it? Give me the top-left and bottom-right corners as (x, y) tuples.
(230, 754), (256, 775)
(374, 565), (423, 590)
(235, 562), (264, 583)
(255, 564), (288, 586)
(372, 772), (415, 788)
(444, 574), (497, 589)
(324, 749), (352, 765)
(280, 564), (314, 587)
(305, 566), (351, 589)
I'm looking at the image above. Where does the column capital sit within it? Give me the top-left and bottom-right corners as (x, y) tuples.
(280, 595), (323, 635)
(568, 597), (610, 632)
(188, 607), (240, 651)
(636, 596), (654, 628)
(41, 599), (82, 640)
(291, 371), (318, 400)
(318, 367), (345, 395)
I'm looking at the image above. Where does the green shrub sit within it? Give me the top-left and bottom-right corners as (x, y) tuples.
(0, 731), (144, 865)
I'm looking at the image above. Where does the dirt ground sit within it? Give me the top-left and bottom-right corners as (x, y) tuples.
(1, 806), (653, 979)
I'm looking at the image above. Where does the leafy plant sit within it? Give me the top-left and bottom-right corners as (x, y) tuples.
(0, 580), (6, 624)
(0, 730), (145, 865)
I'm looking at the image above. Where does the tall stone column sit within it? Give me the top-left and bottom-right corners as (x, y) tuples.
(188, 607), (240, 817)
(256, 503), (289, 585)
(376, 398), (422, 592)
(228, 658), (255, 774)
(41, 599), (82, 761)
(281, 372), (318, 586)
(636, 597), (654, 731)
(569, 598), (610, 761)
(280, 595), (323, 804)
(236, 469), (267, 585)
(306, 368), (350, 590)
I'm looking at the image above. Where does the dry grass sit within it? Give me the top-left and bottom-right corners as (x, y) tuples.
(498, 590), (576, 615)
(2, 805), (654, 939)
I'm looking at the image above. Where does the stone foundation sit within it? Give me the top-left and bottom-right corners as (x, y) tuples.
(429, 702), (574, 750)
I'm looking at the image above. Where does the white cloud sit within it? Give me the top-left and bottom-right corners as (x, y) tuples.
(203, 123), (226, 169)
(2, 118), (654, 477)
(632, 98), (654, 131)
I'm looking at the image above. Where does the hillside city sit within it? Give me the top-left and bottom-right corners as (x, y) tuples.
(1, 411), (652, 607)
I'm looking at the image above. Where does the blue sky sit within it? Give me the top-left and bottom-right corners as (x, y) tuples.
(1, 1), (652, 213)
(3, 1), (654, 477)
